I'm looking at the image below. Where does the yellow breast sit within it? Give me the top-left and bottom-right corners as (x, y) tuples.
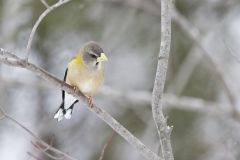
(66, 53), (104, 96)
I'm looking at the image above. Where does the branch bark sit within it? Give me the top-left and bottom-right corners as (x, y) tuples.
(151, 0), (174, 160)
(0, 48), (162, 160)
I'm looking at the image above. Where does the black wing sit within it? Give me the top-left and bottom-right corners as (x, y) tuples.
(62, 68), (68, 101)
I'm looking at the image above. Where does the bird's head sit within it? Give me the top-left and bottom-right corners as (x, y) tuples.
(82, 41), (108, 70)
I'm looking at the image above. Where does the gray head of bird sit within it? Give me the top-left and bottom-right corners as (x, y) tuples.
(82, 41), (108, 71)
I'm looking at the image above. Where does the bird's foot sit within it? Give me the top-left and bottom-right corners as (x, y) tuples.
(88, 96), (94, 108)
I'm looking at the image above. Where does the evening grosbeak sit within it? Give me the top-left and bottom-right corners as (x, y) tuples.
(54, 41), (108, 121)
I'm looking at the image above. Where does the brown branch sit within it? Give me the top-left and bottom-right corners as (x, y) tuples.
(25, 0), (72, 61)
(151, 0), (174, 160)
(98, 131), (115, 160)
(0, 48), (161, 160)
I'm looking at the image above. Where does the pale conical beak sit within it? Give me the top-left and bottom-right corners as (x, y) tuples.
(97, 53), (108, 62)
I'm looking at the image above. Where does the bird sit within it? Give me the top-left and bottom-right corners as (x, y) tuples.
(54, 41), (108, 121)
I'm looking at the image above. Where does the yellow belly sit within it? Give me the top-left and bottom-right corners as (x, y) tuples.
(66, 62), (104, 96)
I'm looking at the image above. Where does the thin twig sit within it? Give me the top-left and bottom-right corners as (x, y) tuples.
(25, 0), (72, 61)
(31, 141), (64, 160)
(0, 48), (161, 160)
(222, 39), (240, 64)
(172, 8), (239, 117)
(151, 0), (174, 160)
(49, 134), (55, 147)
(0, 107), (6, 120)
(40, 0), (50, 8)
(27, 152), (42, 160)
(0, 106), (77, 160)
(98, 131), (115, 160)
(0, 48), (21, 60)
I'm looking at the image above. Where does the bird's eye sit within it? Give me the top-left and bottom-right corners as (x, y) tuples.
(90, 54), (97, 58)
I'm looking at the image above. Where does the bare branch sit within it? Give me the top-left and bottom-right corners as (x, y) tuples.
(27, 152), (42, 160)
(40, 0), (50, 8)
(0, 106), (78, 160)
(100, 0), (239, 117)
(0, 107), (6, 120)
(99, 88), (235, 119)
(31, 141), (64, 160)
(0, 75), (235, 119)
(0, 48), (161, 160)
(25, 0), (72, 61)
(98, 131), (115, 160)
(1, 75), (235, 120)
(0, 48), (21, 60)
(172, 8), (239, 117)
(151, 0), (174, 160)
(222, 39), (240, 64)
(48, 135), (55, 147)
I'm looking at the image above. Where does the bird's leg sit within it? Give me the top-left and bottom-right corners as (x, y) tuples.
(88, 96), (94, 108)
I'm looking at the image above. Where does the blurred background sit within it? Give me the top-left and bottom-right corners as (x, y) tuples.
(1, 0), (240, 160)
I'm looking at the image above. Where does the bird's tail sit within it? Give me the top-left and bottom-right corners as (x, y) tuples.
(54, 102), (74, 122)
(54, 99), (79, 122)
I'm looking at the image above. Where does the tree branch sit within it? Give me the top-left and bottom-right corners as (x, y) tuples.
(0, 48), (162, 160)
(151, 0), (174, 160)
(98, 131), (115, 160)
(31, 141), (63, 160)
(0, 77), (234, 119)
(27, 152), (42, 160)
(100, 0), (239, 117)
(172, 8), (239, 117)
(0, 107), (77, 160)
(40, 0), (50, 8)
(222, 39), (240, 64)
(25, 0), (72, 61)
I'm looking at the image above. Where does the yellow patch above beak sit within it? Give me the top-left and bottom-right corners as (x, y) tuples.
(97, 53), (108, 62)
